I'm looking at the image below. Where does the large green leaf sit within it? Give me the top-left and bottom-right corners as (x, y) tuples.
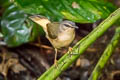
(1, 4), (43, 47)
(14, 0), (116, 23)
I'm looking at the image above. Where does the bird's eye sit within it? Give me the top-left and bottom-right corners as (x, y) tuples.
(63, 24), (71, 27)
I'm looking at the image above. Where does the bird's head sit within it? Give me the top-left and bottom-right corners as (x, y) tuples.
(60, 20), (78, 30)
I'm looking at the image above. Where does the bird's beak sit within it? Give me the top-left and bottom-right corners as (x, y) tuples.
(71, 25), (79, 29)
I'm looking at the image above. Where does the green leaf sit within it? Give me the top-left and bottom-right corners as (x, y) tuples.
(1, 4), (43, 47)
(0, 0), (10, 8)
(14, 0), (116, 23)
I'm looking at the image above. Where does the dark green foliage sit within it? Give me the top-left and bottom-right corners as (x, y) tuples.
(14, 0), (116, 23)
(1, 5), (44, 47)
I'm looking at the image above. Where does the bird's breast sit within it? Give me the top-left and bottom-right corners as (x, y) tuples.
(47, 29), (75, 49)
(58, 32), (73, 41)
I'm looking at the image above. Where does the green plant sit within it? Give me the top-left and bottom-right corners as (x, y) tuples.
(88, 26), (120, 80)
(1, 4), (44, 47)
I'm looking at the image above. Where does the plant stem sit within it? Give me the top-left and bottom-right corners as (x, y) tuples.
(38, 8), (120, 80)
(88, 26), (120, 80)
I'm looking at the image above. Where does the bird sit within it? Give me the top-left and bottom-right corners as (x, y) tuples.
(29, 15), (78, 66)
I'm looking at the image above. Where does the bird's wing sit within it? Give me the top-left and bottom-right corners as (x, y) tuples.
(47, 22), (59, 39)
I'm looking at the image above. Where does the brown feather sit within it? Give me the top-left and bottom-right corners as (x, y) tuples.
(47, 22), (59, 39)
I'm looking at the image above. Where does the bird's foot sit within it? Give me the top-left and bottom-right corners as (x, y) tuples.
(54, 59), (58, 69)
(68, 47), (73, 52)
(68, 47), (78, 56)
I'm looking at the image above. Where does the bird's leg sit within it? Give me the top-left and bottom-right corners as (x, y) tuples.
(54, 48), (58, 68)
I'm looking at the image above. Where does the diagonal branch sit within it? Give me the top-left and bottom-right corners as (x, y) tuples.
(88, 26), (120, 80)
(38, 8), (120, 80)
